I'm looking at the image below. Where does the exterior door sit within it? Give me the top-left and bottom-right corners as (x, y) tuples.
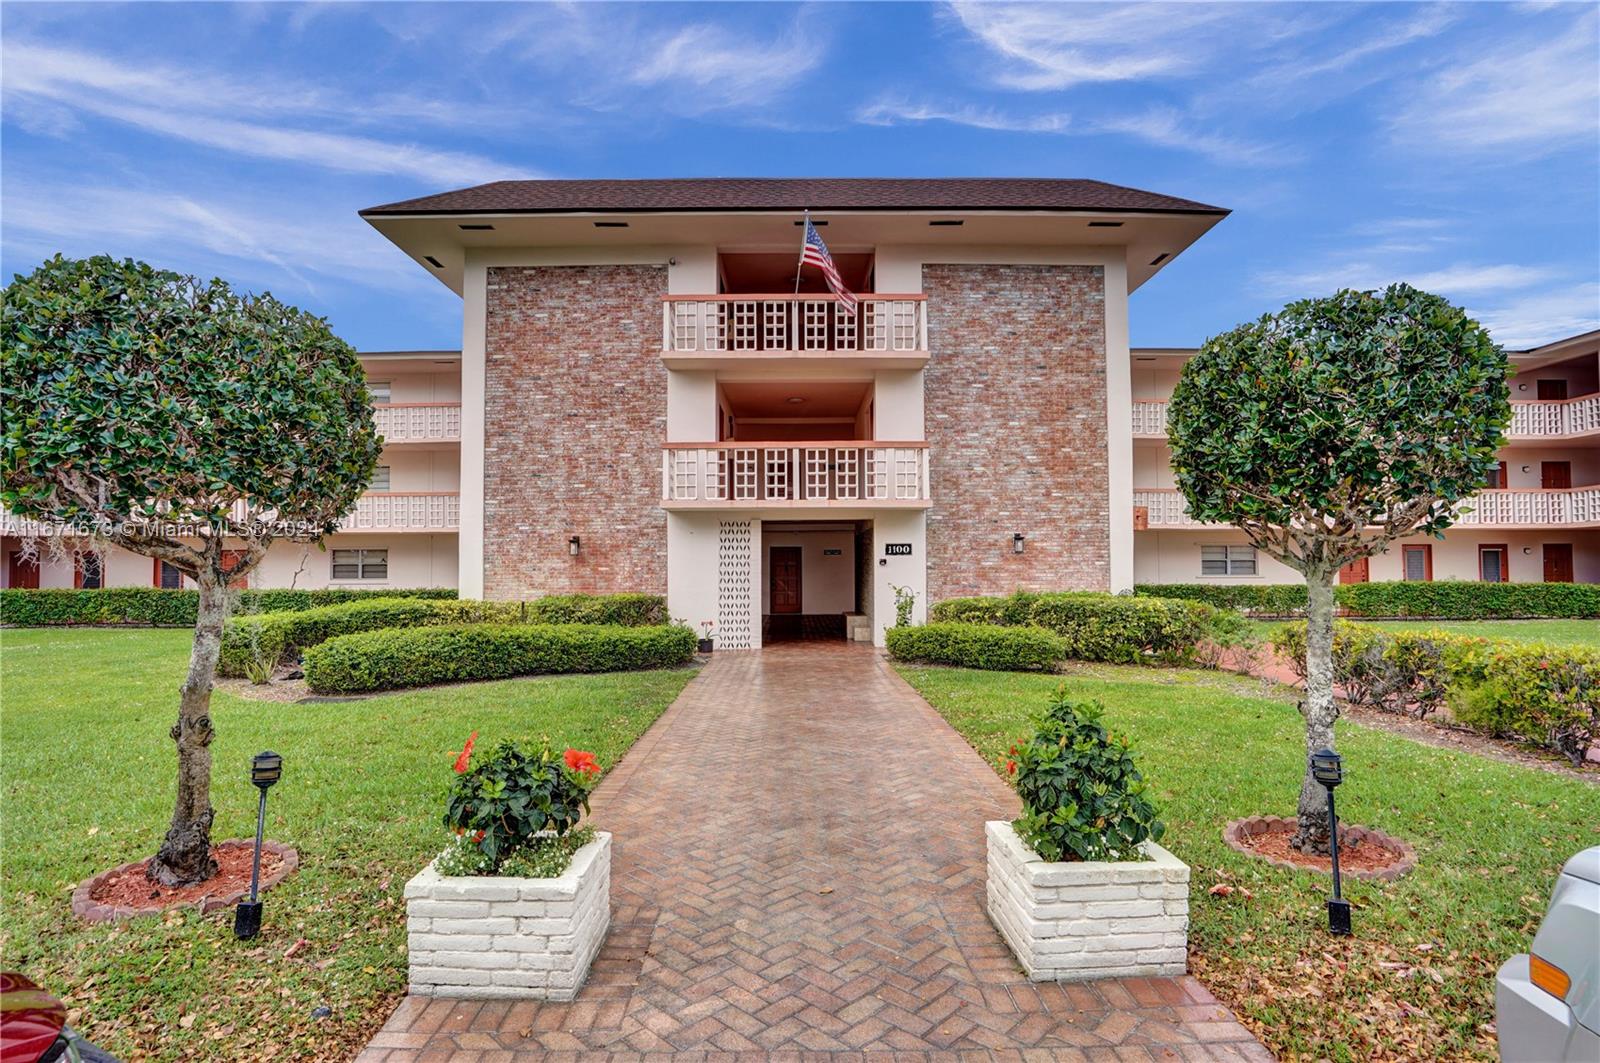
(1543, 544), (1574, 583)
(1541, 462), (1572, 490)
(1402, 544), (1432, 582)
(1479, 544), (1510, 583)
(1537, 379), (1568, 401)
(221, 549), (249, 589)
(8, 551), (39, 589)
(1338, 557), (1369, 584)
(770, 547), (802, 614)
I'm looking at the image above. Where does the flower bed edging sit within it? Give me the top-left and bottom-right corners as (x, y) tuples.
(72, 840), (298, 924)
(404, 831), (611, 1000)
(986, 821), (1189, 982)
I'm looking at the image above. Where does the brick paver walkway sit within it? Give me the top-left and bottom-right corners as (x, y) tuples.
(358, 644), (1269, 1062)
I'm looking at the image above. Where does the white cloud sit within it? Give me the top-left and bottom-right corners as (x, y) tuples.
(1091, 108), (1290, 167)
(1388, 9), (1599, 154)
(630, 21), (826, 110)
(856, 97), (1071, 134)
(1, 40), (526, 183)
(1469, 283), (1600, 349)
(1259, 259), (1558, 299)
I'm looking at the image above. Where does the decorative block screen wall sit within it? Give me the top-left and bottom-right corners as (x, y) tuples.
(716, 520), (755, 649)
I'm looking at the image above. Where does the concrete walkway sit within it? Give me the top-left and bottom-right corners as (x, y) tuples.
(358, 644), (1268, 1061)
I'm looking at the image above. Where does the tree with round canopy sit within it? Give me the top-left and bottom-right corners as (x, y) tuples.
(1166, 284), (1509, 853)
(1, 255), (381, 886)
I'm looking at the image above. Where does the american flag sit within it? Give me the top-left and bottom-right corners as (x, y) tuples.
(799, 215), (857, 316)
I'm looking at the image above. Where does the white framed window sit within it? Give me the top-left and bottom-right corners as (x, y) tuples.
(368, 380), (392, 404)
(332, 549), (388, 581)
(370, 465), (391, 492)
(1201, 544), (1257, 577)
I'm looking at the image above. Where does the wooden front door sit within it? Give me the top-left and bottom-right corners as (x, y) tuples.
(1338, 557), (1369, 584)
(1537, 379), (1568, 401)
(1541, 462), (1572, 490)
(770, 547), (802, 614)
(7, 551), (39, 589)
(1543, 544), (1574, 583)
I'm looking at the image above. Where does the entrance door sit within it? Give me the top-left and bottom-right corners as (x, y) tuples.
(7, 551), (39, 589)
(1543, 543), (1574, 583)
(1541, 462), (1572, 490)
(1338, 557), (1369, 584)
(1537, 379), (1568, 401)
(770, 547), (802, 614)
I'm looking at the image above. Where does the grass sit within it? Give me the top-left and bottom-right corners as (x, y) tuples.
(0, 627), (695, 1061)
(895, 661), (1600, 1063)
(1249, 617), (1600, 648)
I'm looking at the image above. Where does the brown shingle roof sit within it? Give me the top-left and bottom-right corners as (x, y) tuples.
(361, 178), (1226, 217)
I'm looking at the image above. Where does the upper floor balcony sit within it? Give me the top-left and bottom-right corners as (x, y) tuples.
(661, 441), (930, 510)
(1132, 485), (1600, 530)
(374, 402), (461, 444)
(1131, 395), (1600, 442)
(661, 294), (928, 370)
(3, 491), (462, 539)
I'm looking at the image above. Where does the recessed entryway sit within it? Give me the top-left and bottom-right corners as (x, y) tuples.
(760, 520), (872, 643)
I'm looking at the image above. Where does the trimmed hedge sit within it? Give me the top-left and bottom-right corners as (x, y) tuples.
(1136, 583), (1309, 616)
(930, 591), (1218, 665)
(1333, 581), (1600, 620)
(0, 586), (455, 628)
(301, 623), (697, 694)
(220, 597), (443, 676)
(523, 593), (666, 627)
(1273, 621), (1599, 766)
(885, 623), (1066, 671)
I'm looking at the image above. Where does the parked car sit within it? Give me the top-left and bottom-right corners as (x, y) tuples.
(1496, 846), (1600, 1062)
(0, 974), (117, 1063)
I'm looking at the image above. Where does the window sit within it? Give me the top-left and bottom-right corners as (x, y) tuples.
(370, 465), (391, 492)
(1479, 544), (1509, 583)
(1402, 544), (1432, 582)
(75, 552), (103, 589)
(332, 549), (388, 581)
(1486, 461), (1507, 489)
(1201, 544), (1257, 576)
(156, 560), (183, 589)
(368, 380), (392, 405)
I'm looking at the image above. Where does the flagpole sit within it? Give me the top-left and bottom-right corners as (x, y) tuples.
(793, 210), (807, 295)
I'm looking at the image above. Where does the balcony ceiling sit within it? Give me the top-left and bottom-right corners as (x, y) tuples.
(721, 379), (870, 419)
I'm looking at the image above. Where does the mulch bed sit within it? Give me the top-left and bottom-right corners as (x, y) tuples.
(1224, 815), (1417, 881)
(72, 839), (298, 923)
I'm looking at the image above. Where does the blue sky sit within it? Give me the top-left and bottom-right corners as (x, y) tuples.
(2, 1), (1596, 351)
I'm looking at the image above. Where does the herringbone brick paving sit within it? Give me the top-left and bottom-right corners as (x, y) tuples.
(357, 644), (1269, 1061)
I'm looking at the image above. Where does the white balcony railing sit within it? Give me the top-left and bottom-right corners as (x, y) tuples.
(338, 492), (460, 531)
(1133, 486), (1600, 530)
(374, 403), (461, 443)
(663, 295), (927, 354)
(1509, 396), (1600, 438)
(1134, 396), (1600, 441)
(662, 443), (930, 506)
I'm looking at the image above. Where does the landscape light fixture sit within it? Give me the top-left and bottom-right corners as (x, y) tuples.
(1012, 533), (1026, 555)
(235, 751), (283, 941)
(568, 535), (581, 557)
(1310, 748), (1352, 936)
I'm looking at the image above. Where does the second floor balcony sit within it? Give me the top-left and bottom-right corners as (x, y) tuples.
(374, 402), (461, 444)
(662, 294), (928, 367)
(1133, 485), (1600, 531)
(661, 442), (930, 510)
(1133, 395), (1600, 442)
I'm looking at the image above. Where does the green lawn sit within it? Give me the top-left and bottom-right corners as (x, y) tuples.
(0, 627), (694, 1061)
(896, 661), (1600, 1063)
(1250, 617), (1600, 648)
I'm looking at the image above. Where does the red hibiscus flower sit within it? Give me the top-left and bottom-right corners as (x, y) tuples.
(452, 731), (478, 773)
(564, 748), (600, 776)
(1006, 760), (1017, 776)
(472, 830), (486, 844)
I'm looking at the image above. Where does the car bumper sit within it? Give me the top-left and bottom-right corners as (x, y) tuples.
(1496, 954), (1600, 1063)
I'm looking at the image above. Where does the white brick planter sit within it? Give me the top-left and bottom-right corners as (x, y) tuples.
(986, 821), (1189, 982)
(404, 832), (611, 1000)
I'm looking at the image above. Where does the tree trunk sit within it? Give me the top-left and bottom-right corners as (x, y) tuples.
(147, 574), (227, 886)
(1292, 570), (1339, 855)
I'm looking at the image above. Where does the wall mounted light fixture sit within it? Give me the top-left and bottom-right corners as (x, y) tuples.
(1012, 533), (1026, 555)
(568, 535), (581, 557)
(1521, 465), (1531, 474)
(1523, 547), (1533, 555)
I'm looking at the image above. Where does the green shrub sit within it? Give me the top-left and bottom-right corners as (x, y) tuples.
(1449, 641), (1599, 767)
(301, 623), (697, 694)
(440, 737), (599, 870)
(220, 597), (441, 676)
(523, 593), (666, 627)
(929, 593), (1039, 626)
(0, 586), (455, 628)
(1010, 690), (1165, 862)
(1333, 581), (1600, 619)
(885, 623), (1065, 671)
(928, 590), (1216, 665)
(1136, 583), (1309, 616)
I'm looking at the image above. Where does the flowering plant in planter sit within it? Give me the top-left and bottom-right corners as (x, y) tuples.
(438, 732), (601, 875)
(1009, 689), (1165, 862)
(698, 620), (715, 653)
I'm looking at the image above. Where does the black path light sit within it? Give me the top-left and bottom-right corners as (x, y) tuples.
(235, 751), (283, 940)
(1310, 748), (1352, 936)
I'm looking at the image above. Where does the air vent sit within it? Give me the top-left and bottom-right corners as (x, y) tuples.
(593, 221), (629, 228)
(458, 224), (494, 231)
(793, 219), (828, 226)
(1149, 253), (1171, 266)
(928, 219), (964, 227)
(423, 255), (444, 268)
(1088, 221), (1124, 228)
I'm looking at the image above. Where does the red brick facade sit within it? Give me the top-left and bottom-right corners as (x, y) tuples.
(922, 264), (1110, 601)
(482, 265), (667, 598)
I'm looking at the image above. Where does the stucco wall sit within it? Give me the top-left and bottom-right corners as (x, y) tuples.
(759, 528), (856, 614)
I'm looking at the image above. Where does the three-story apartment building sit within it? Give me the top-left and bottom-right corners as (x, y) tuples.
(5, 179), (1593, 638)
